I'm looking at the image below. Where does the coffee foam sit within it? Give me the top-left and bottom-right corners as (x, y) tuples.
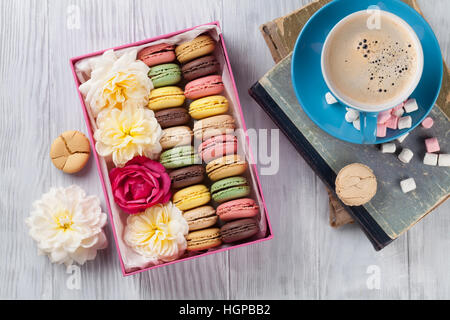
(324, 13), (419, 106)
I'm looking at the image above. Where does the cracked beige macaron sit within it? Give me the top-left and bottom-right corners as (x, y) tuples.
(50, 130), (90, 174)
(335, 163), (377, 206)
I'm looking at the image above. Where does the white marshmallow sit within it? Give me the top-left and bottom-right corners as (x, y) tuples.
(397, 132), (409, 143)
(398, 148), (413, 163)
(381, 143), (396, 153)
(438, 154), (450, 167)
(325, 92), (338, 104)
(404, 98), (419, 113)
(345, 109), (360, 123)
(423, 153), (438, 166)
(400, 178), (416, 193)
(398, 116), (412, 129)
(393, 107), (405, 118)
(353, 118), (360, 131)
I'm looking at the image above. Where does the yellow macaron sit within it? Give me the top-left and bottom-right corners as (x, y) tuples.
(206, 154), (248, 181)
(189, 95), (228, 120)
(173, 184), (211, 211)
(175, 35), (216, 64)
(148, 86), (185, 111)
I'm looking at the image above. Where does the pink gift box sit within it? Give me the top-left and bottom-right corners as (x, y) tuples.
(70, 21), (273, 276)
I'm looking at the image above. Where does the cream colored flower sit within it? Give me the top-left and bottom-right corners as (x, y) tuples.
(94, 105), (162, 166)
(25, 185), (108, 266)
(124, 202), (188, 262)
(79, 49), (153, 117)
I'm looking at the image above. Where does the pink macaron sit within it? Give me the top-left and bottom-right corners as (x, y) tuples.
(216, 198), (259, 222)
(198, 134), (237, 163)
(137, 43), (176, 67)
(184, 75), (224, 100)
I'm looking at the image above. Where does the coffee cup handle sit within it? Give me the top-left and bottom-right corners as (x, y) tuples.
(360, 112), (378, 143)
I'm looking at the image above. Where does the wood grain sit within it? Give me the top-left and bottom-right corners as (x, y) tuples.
(0, 0), (449, 300)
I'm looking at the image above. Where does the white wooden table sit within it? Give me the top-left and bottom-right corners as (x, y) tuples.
(1, 0), (449, 300)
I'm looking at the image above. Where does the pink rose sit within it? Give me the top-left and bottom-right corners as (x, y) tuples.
(109, 156), (171, 214)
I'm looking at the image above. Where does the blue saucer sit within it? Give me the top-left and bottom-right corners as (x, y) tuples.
(291, 0), (443, 144)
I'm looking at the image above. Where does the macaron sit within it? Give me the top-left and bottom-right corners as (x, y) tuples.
(206, 154), (248, 181)
(220, 218), (259, 243)
(216, 198), (259, 222)
(193, 115), (235, 140)
(159, 146), (199, 169)
(181, 55), (220, 81)
(198, 134), (237, 163)
(175, 35), (216, 64)
(148, 63), (181, 88)
(186, 227), (222, 251)
(160, 126), (193, 150)
(138, 43), (176, 67)
(148, 86), (185, 111)
(50, 130), (90, 174)
(210, 176), (251, 203)
(173, 184), (211, 211)
(183, 205), (218, 231)
(169, 165), (205, 189)
(189, 95), (228, 120)
(184, 75), (224, 100)
(155, 107), (190, 129)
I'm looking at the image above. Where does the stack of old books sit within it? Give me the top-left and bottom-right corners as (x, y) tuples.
(249, 0), (450, 250)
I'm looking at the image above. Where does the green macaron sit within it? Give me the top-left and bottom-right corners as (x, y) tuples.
(148, 63), (181, 88)
(160, 146), (199, 169)
(210, 176), (250, 203)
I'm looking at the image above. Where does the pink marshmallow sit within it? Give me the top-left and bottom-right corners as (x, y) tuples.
(378, 110), (392, 124)
(377, 123), (387, 137)
(393, 103), (405, 111)
(386, 116), (399, 130)
(425, 137), (440, 153)
(421, 117), (434, 129)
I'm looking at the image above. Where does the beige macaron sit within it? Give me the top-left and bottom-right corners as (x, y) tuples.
(183, 205), (218, 231)
(50, 130), (90, 174)
(160, 126), (193, 150)
(335, 163), (377, 206)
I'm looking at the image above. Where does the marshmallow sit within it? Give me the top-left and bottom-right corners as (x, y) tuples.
(345, 109), (360, 123)
(398, 148), (413, 163)
(353, 118), (360, 131)
(325, 92), (338, 104)
(404, 98), (419, 113)
(400, 178), (416, 193)
(398, 116), (412, 129)
(421, 117), (434, 129)
(425, 137), (440, 153)
(438, 154), (450, 167)
(377, 110), (391, 124)
(423, 153), (438, 166)
(386, 116), (399, 130)
(397, 132), (409, 143)
(376, 123), (387, 137)
(381, 143), (396, 153)
(393, 107), (405, 118)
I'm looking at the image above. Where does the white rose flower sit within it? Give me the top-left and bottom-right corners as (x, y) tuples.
(26, 185), (108, 266)
(79, 49), (153, 117)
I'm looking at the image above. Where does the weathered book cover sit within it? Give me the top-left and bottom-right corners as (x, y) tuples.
(255, 0), (450, 230)
(250, 53), (449, 250)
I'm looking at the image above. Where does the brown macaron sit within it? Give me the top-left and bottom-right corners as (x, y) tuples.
(186, 227), (222, 251)
(155, 107), (190, 129)
(50, 130), (90, 174)
(181, 55), (220, 81)
(169, 165), (205, 189)
(220, 218), (259, 243)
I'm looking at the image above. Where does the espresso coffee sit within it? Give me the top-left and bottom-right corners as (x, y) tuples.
(323, 12), (420, 107)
